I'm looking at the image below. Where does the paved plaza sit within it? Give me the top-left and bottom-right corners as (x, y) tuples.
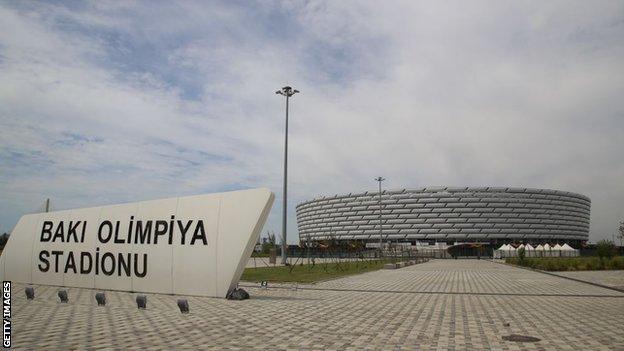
(9, 259), (624, 350)
(552, 270), (624, 291)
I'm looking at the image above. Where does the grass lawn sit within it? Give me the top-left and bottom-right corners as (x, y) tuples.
(506, 256), (624, 271)
(241, 259), (393, 283)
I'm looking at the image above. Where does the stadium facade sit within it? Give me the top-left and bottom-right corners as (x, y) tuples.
(296, 187), (590, 246)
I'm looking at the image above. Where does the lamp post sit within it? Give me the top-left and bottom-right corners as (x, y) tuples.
(375, 177), (385, 255)
(276, 86), (299, 265)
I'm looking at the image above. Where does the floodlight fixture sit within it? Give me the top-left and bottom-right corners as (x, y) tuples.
(276, 86), (300, 97)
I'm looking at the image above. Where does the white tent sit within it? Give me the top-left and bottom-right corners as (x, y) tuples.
(560, 243), (579, 257)
(525, 243), (535, 257)
(518, 244), (525, 250)
(496, 244), (516, 258)
(552, 243), (563, 257)
(535, 244), (545, 257)
(493, 244), (508, 259)
(503, 244), (512, 257)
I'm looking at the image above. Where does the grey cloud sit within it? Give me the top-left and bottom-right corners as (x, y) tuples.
(0, 1), (622, 241)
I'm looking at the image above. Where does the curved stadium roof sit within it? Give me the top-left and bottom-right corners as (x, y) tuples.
(296, 187), (590, 243)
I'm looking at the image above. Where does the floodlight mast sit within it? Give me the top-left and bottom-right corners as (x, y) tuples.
(276, 86), (299, 265)
(375, 177), (386, 255)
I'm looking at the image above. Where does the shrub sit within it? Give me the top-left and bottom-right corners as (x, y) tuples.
(518, 247), (526, 263)
(544, 259), (557, 271)
(505, 256), (623, 271)
(596, 240), (615, 260)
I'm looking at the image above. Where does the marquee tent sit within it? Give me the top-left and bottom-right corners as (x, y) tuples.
(493, 244), (508, 258)
(490, 242), (579, 259)
(506, 245), (517, 258)
(543, 243), (553, 256)
(561, 243), (574, 250)
(560, 243), (580, 257)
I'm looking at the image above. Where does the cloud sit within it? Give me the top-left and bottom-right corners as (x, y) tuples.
(0, 1), (623, 242)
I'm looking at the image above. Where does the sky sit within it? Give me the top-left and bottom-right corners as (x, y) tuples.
(0, 1), (623, 243)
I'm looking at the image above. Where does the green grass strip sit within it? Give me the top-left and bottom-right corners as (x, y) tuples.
(241, 259), (396, 283)
(506, 256), (624, 271)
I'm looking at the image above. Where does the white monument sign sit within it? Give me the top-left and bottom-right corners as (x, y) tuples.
(0, 188), (274, 298)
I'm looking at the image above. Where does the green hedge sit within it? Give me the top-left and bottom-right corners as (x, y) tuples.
(506, 256), (624, 271)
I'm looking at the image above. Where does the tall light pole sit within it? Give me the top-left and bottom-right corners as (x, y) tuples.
(276, 86), (299, 265)
(375, 177), (385, 254)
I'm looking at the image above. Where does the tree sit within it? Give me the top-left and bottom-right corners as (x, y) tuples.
(518, 247), (526, 264)
(596, 239), (615, 267)
(617, 221), (624, 248)
(267, 231), (276, 245)
(261, 231), (277, 254)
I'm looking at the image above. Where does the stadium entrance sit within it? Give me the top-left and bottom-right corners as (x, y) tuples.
(446, 243), (492, 258)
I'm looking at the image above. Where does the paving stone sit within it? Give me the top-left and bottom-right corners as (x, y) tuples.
(9, 259), (624, 350)
(551, 270), (624, 291)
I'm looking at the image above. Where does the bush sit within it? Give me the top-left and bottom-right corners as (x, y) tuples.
(596, 240), (615, 260)
(505, 256), (624, 271)
(517, 247), (526, 263)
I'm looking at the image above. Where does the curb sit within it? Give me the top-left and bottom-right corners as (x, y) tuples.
(494, 260), (624, 294)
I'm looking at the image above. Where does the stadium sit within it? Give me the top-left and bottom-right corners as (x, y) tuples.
(296, 187), (590, 249)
